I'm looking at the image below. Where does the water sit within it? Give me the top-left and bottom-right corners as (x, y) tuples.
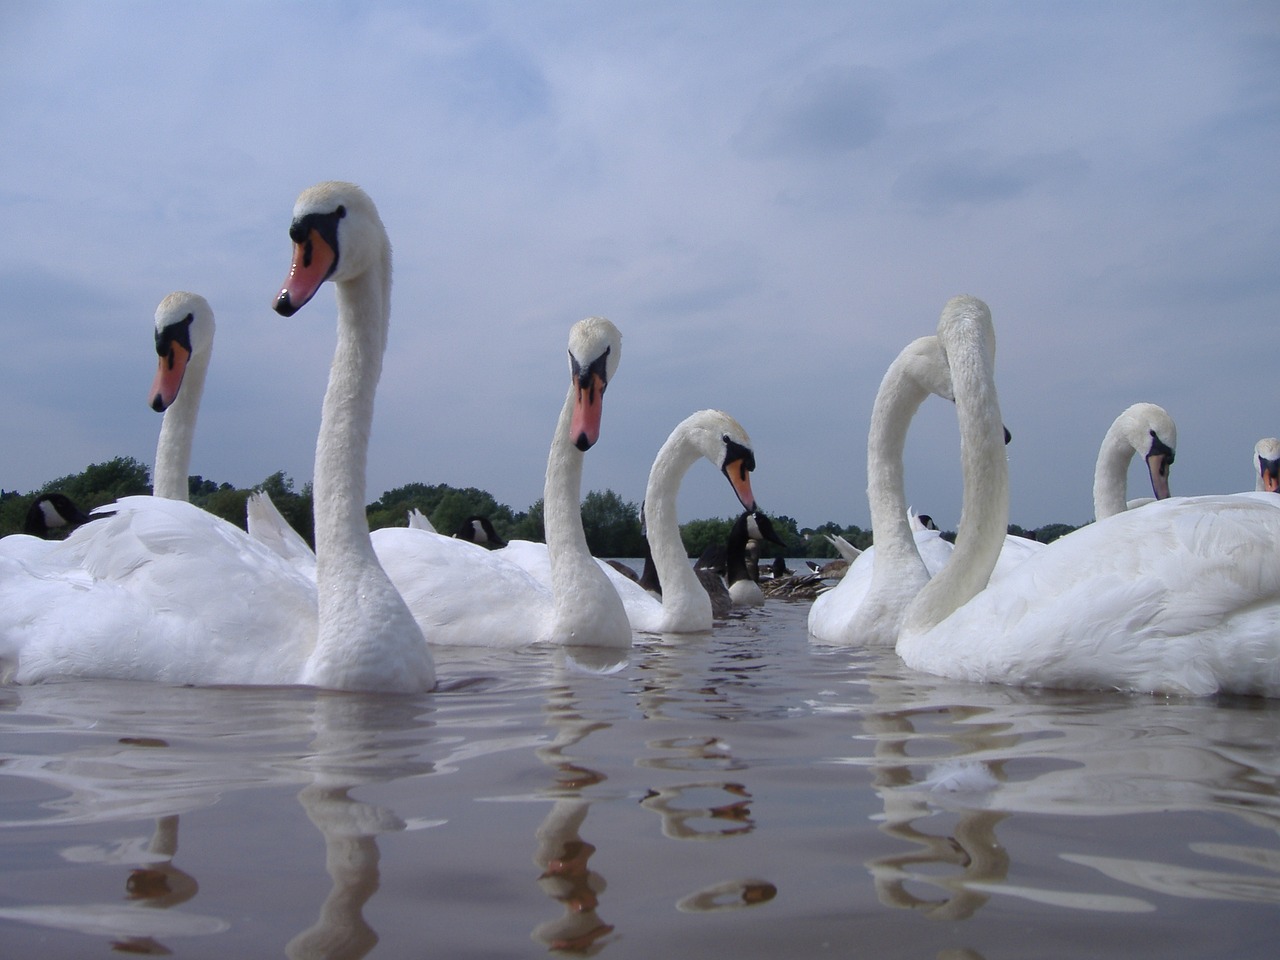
(1, 598), (1278, 958)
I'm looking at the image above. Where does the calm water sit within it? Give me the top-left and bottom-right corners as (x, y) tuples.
(1, 597), (1278, 959)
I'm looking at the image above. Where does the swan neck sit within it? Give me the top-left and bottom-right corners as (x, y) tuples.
(1093, 423), (1135, 520)
(903, 327), (1008, 635)
(866, 351), (932, 573)
(312, 271), (385, 568)
(644, 431), (703, 604)
(152, 352), (210, 502)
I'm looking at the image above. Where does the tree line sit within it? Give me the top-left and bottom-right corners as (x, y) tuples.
(1, 456), (1080, 558)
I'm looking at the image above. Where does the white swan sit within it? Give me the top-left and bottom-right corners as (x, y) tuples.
(148, 292), (216, 502)
(1092, 402), (1176, 519)
(0, 292), (215, 566)
(497, 409), (762, 633)
(370, 316), (632, 648)
(1254, 438), (1280, 492)
(607, 410), (760, 632)
(0, 181), (435, 693)
(807, 329), (970, 646)
(893, 303), (1280, 698)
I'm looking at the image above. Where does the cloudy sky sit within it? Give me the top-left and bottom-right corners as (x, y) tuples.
(2, 1), (1277, 533)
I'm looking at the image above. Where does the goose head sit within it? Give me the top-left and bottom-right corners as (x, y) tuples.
(567, 316), (621, 451)
(272, 181), (388, 316)
(1255, 438), (1280, 493)
(148, 292), (214, 412)
(1120, 403), (1177, 501)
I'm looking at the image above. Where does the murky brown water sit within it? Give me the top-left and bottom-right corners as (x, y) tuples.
(2, 599), (1278, 958)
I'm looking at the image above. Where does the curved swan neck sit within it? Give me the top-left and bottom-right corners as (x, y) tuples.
(1093, 418), (1138, 521)
(152, 354), (209, 502)
(866, 346), (935, 575)
(644, 425), (709, 619)
(903, 301), (1007, 636)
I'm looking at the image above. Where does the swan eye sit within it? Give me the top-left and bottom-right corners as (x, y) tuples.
(155, 313), (195, 363)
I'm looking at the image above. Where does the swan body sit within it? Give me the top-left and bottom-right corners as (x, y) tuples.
(892, 303), (1280, 698)
(371, 317), (632, 648)
(0, 182), (435, 693)
(1092, 403), (1176, 520)
(896, 492), (1280, 697)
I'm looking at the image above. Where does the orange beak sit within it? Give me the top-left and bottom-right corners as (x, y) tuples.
(274, 227), (337, 317)
(570, 372), (606, 451)
(723, 457), (757, 513)
(148, 341), (191, 412)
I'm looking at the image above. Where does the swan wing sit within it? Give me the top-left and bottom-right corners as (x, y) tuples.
(0, 497), (317, 685)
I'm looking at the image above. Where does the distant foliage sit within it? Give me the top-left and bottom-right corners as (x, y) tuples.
(0, 457), (1084, 548)
(366, 482), (518, 539)
(579, 489), (644, 557)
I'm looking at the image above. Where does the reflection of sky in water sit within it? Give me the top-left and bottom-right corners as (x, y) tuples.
(1, 601), (1278, 958)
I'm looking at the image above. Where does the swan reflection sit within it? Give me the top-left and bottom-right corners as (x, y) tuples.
(841, 660), (1280, 920)
(529, 676), (615, 954)
(0, 683), (439, 958)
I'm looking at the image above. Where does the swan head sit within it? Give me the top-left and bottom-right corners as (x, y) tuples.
(272, 181), (388, 316)
(681, 409), (760, 513)
(1255, 438), (1280, 493)
(149, 291), (214, 412)
(567, 316), (621, 451)
(1117, 403), (1177, 501)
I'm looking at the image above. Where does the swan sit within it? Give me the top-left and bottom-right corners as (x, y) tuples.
(497, 409), (762, 633)
(605, 410), (760, 632)
(0, 181), (435, 693)
(1254, 438), (1280, 492)
(0, 292), (214, 565)
(148, 292), (216, 502)
(807, 330), (971, 646)
(1092, 402), (1176, 519)
(369, 316), (632, 648)
(893, 303), (1280, 698)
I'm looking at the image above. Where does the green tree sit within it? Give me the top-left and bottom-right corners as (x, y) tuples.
(580, 489), (643, 557)
(678, 517), (733, 559)
(509, 499), (544, 542)
(41, 456), (151, 509)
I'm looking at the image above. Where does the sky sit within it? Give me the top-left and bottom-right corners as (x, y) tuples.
(2, 1), (1278, 533)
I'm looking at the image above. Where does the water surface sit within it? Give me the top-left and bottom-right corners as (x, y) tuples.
(2, 599), (1278, 958)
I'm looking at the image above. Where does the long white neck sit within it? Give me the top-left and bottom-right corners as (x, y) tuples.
(543, 391), (630, 645)
(152, 352), (211, 502)
(644, 426), (712, 628)
(901, 315), (1007, 636)
(852, 340), (938, 645)
(304, 261), (433, 691)
(1093, 418), (1137, 520)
